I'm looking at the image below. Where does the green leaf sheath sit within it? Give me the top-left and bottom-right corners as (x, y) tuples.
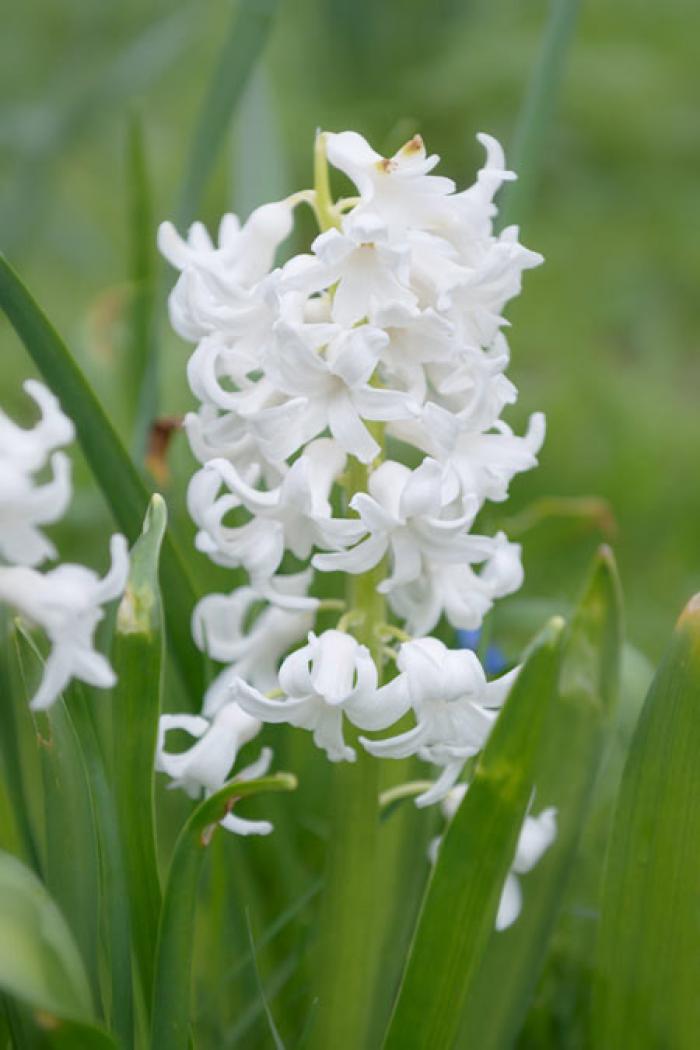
(592, 593), (700, 1049)
(0, 253), (203, 704)
(383, 618), (565, 1050)
(151, 773), (297, 1050)
(177, 0), (281, 227)
(459, 546), (623, 1048)
(112, 496), (166, 1010)
(0, 849), (95, 1023)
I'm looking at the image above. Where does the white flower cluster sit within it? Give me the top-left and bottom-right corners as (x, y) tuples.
(156, 129), (544, 826)
(0, 381), (128, 710)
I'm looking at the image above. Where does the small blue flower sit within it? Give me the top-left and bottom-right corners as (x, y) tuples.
(456, 628), (508, 676)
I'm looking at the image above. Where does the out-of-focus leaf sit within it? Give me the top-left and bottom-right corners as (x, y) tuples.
(112, 495), (166, 1009)
(459, 546), (623, 1047)
(592, 593), (700, 1048)
(499, 0), (581, 228)
(382, 618), (564, 1050)
(0, 850), (94, 1022)
(177, 0), (281, 226)
(125, 114), (159, 458)
(151, 772), (297, 1050)
(0, 253), (203, 705)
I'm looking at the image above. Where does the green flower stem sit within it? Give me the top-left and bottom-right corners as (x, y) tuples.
(313, 131), (340, 232)
(312, 452), (387, 1050)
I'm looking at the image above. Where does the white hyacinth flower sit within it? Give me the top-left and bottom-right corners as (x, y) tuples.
(156, 704), (274, 836)
(192, 576), (315, 700)
(0, 380), (74, 567)
(0, 534), (129, 710)
(313, 458), (489, 594)
(158, 125), (545, 825)
(232, 630), (410, 762)
(361, 638), (519, 806)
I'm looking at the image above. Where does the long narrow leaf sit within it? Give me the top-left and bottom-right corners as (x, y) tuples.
(151, 772), (297, 1050)
(0, 850), (94, 1023)
(383, 617), (564, 1050)
(592, 593), (700, 1048)
(125, 114), (159, 458)
(458, 546), (623, 1047)
(112, 495), (166, 1010)
(499, 0), (581, 228)
(177, 0), (281, 227)
(0, 253), (203, 704)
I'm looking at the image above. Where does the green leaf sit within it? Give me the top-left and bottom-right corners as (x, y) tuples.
(151, 773), (297, 1050)
(0, 253), (203, 705)
(382, 617), (565, 1050)
(592, 593), (700, 1048)
(499, 0), (581, 229)
(177, 0), (281, 227)
(112, 495), (166, 1010)
(66, 690), (134, 1049)
(458, 546), (623, 1048)
(0, 849), (94, 1023)
(125, 113), (159, 459)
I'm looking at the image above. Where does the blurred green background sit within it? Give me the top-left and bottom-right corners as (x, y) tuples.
(1, 0), (698, 661)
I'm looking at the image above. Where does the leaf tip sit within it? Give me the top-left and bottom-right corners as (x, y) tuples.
(677, 592), (700, 630)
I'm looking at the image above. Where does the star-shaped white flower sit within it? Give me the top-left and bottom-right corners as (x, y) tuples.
(232, 630), (410, 762)
(313, 458), (487, 593)
(361, 637), (519, 805)
(156, 704), (274, 836)
(188, 438), (364, 580)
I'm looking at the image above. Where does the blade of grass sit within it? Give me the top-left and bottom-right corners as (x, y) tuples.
(177, 0), (281, 227)
(382, 617), (565, 1050)
(112, 495), (166, 1011)
(499, 0), (581, 228)
(65, 689), (133, 1049)
(12, 623), (102, 1013)
(458, 546), (623, 1048)
(151, 772), (297, 1050)
(0, 611), (41, 869)
(592, 593), (700, 1048)
(0, 253), (203, 705)
(125, 114), (159, 459)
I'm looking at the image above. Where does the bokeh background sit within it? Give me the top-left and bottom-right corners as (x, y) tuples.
(3, 0), (698, 663)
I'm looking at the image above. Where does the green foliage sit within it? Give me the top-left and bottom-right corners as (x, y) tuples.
(151, 773), (297, 1050)
(383, 618), (564, 1050)
(459, 546), (623, 1047)
(592, 594), (700, 1048)
(112, 495), (166, 1010)
(0, 850), (94, 1023)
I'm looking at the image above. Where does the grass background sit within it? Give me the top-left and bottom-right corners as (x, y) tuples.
(1, 0), (698, 657)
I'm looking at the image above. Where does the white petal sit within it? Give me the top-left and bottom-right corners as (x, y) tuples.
(496, 873), (522, 931)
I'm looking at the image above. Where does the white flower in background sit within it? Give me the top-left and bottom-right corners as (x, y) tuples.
(233, 630), (411, 762)
(0, 534), (129, 710)
(361, 638), (519, 806)
(156, 705), (274, 836)
(432, 785), (557, 930)
(0, 380), (74, 567)
(158, 126), (544, 815)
